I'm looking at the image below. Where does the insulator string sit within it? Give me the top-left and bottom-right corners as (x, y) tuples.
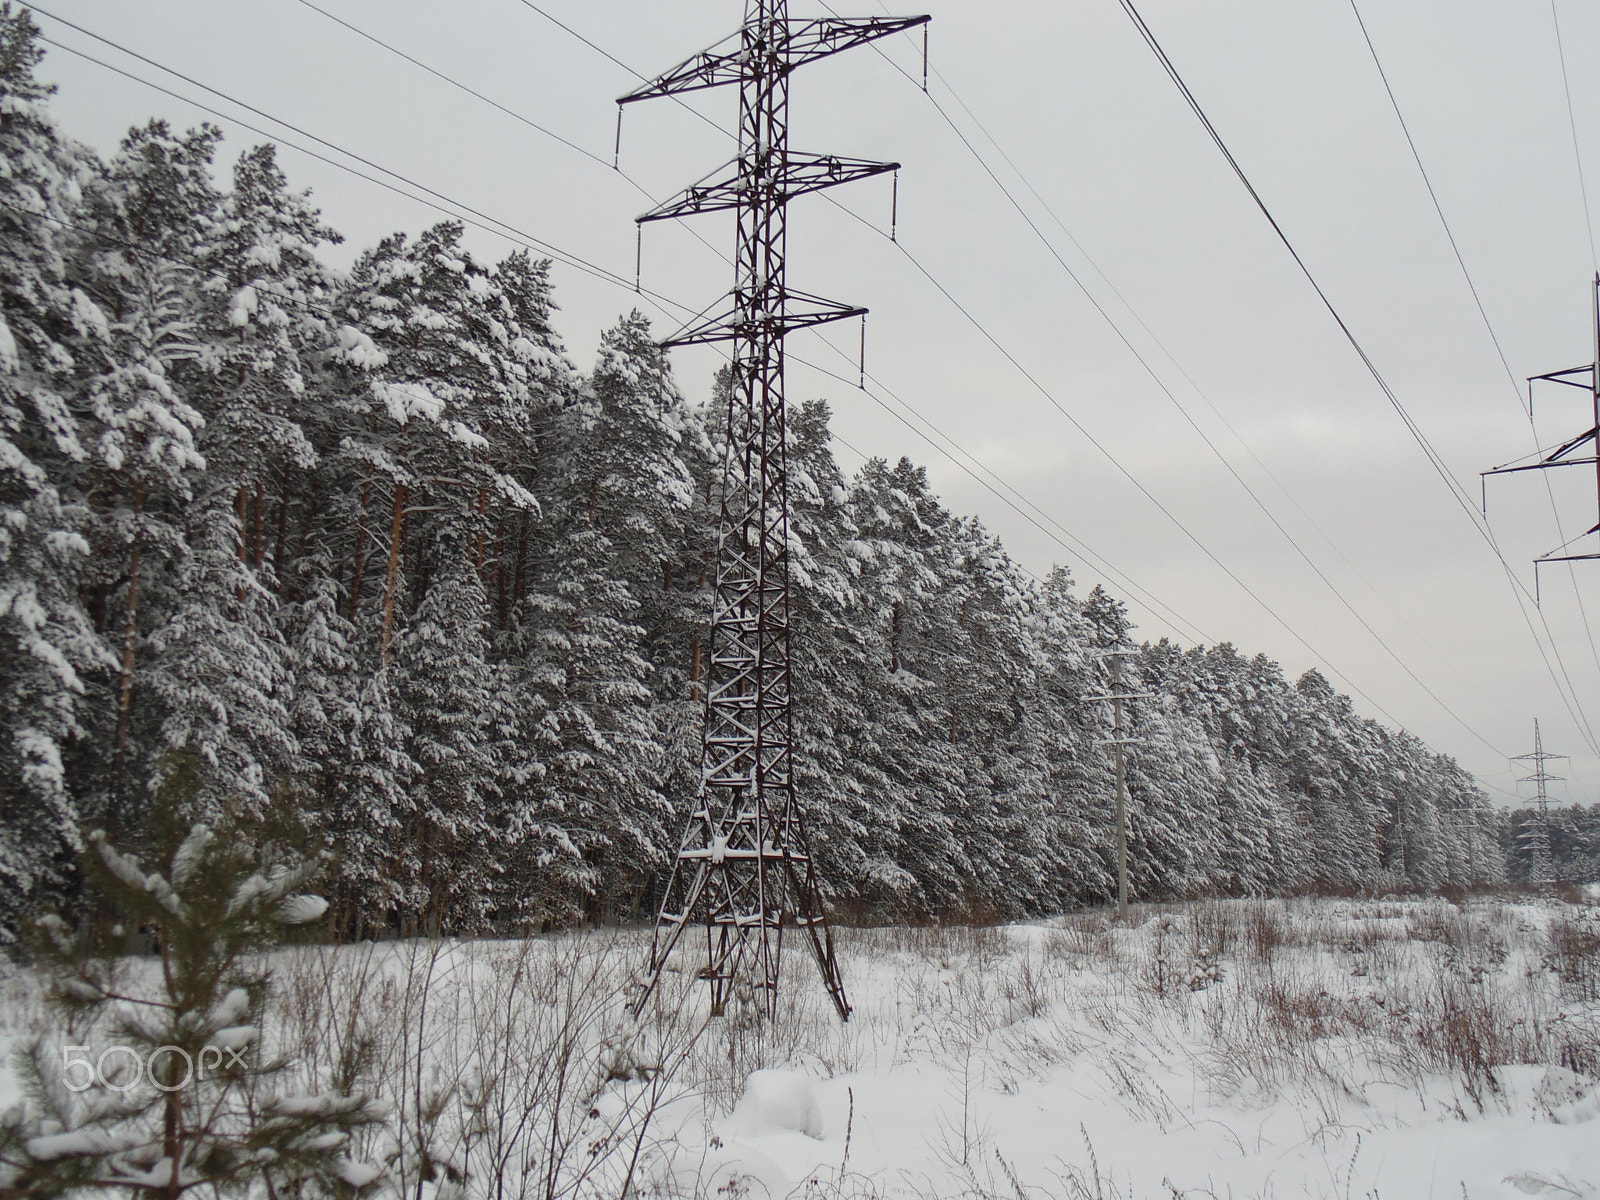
(859, 313), (866, 389)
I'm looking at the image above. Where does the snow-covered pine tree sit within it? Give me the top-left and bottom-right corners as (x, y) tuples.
(842, 456), (985, 915)
(930, 518), (1047, 915)
(0, 3), (109, 940)
(389, 546), (507, 931)
(316, 222), (533, 925)
(186, 143), (337, 591)
(1163, 643), (1290, 895)
(494, 311), (688, 922)
(66, 120), (216, 833)
(479, 249), (569, 642)
(1, 783), (389, 1197)
(141, 142), (351, 821)
(1124, 641), (1225, 899)
(580, 311), (694, 644)
(1284, 668), (1385, 889)
(1023, 567), (1113, 908)
(782, 399), (885, 913)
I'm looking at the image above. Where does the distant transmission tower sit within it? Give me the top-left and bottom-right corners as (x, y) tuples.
(623, 2), (929, 1022)
(1482, 274), (1600, 587)
(1512, 718), (1564, 886)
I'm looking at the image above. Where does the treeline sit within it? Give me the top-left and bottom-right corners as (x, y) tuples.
(0, 10), (1505, 941)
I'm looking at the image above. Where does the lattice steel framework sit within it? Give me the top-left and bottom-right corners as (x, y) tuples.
(621, 2), (928, 1021)
(1513, 718), (1563, 886)
(1482, 275), (1600, 584)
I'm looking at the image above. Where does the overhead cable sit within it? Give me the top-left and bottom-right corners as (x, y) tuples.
(1117, 0), (1600, 758)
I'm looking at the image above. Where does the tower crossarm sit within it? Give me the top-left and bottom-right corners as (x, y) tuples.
(779, 15), (930, 68)
(1482, 278), (1600, 573)
(1483, 427), (1598, 482)
(1528, 364), (1596, 391)
(617, 14), (928, 104)
(660, 288), (866, 347)
(616, 34), (743, 104)
(638, 154), (900, 223)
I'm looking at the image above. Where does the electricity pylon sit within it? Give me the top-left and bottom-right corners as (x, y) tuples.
(623, 1), (929, 1022)
(1512, 718), (1563, 886)
(1482, 274), (1600, 586)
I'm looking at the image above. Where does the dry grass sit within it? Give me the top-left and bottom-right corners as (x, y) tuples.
(6, 895), (1598, 1199)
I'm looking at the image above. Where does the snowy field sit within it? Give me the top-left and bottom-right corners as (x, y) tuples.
(4, 896), (1599, 1199)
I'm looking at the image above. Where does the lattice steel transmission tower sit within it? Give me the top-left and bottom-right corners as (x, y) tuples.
(622, 2), (929, 1022)
(1513, 718), (1564, 886)
(1482, 274), (1600, 585)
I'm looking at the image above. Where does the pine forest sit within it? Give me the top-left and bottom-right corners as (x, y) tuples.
(0, 7), (1512, 948)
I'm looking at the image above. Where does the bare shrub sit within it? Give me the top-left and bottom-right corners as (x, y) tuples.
(1545, 913), (1600, 1002)
(266, 934), (709, 1200)
(1046, 914), (1113, 966)
(1186, 901), (1234, 959)
(1406, 901), (1465, 948)
(1240, 900), (1287, 962)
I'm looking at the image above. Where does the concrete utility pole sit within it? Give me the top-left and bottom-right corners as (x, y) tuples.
(1095, 651), (1146, 920)
(622, 1), (929, 1022)
(1513, 718), (1564, 887)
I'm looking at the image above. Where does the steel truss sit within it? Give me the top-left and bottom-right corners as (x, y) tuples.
(1482, 275), (1600, 584)
(622, 1), (928, 1022)
(1513, 718), (1564, 886)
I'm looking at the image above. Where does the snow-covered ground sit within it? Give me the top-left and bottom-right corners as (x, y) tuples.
(4, 896), (1598, 1198)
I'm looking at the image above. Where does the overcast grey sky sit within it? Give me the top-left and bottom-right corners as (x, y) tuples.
(32, 0), (1600, 806)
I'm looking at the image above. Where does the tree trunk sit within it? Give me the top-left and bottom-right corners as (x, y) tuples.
(251, 476), (267, 570)
(474, 485), (488, 577)
(235, 485), (249, 564)
(348, 479), (373, 623)
(379, 482), (408, 664)
(511, 511), (529, 618)
(493, 515), (508, 630)
(291, 479), (321, 601)
(271, 462), (293, 589)
(111, 478), (145, 801)
(234, 484), (249, 601)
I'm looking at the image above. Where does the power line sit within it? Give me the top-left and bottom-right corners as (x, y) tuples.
(885, 227), (1419, 729)
(1349, 0), (1600, 730)
(500, 1), (1216, 643)
(40, 4), (1232, 663)
(285, 0), (1189, 635)
(814, 0), (1511, 755)
(792, 340), (1215, 644)
(1116, 0), (1600, 759)
(1551, 0), (1598, 273)
(286, 0), (742, 283)
(290, 0), (610, 169)
(49, 2), (1565, 762)
(30, 25), (676, 310)
(511, 0), (1504, 741)
(33, 2), (750, 345)
(508, 2), (1232, 646)
(513, 0), (648, 85)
